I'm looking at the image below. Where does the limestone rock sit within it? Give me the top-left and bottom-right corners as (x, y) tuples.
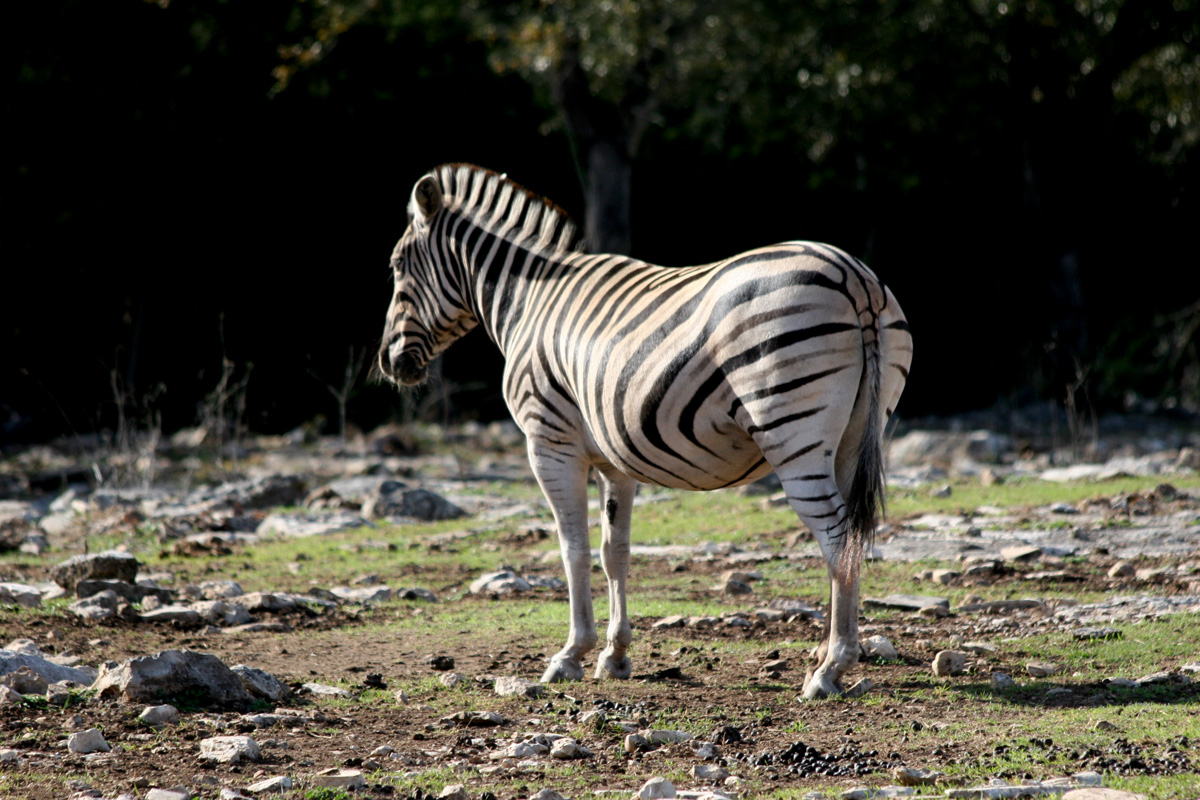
(891, 767), (943, 786)
(862, 635), (898, 660)
(139, 704), (180, 728)
(363, 481), (466, 521)
(199, 735), (261, 764)
(494, 676), (544, 698)
(244, 776), (293, 794)
(69, 590), (121, 621)
(0, 582), (44, 608)
(990, 672), (1016, 690)
(140, 605), (202, 625)
(638, 777), (677, 799)
(52, 551), (140, 591)
(1026, 662), (1059, 678)
(469, 570), (531, 594)
(0, 650), (95, 686)
(0, 666), (48, 694)
(692, 763), (730, 783)
(309, 769), (366, 790)
(549, 737), (590, 759)
(67, 728), (110, 754)
(232, 665), (288, 702)
(932, 650), (967, 677)
(92, 650), (254, 710)
(438, 785), (469, 800)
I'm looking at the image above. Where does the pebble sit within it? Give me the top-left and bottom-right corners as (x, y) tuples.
(438, 785), (469, 800)
(692, 763), (730, 782)
(549, 737), (590, 759)
(862, 635), (898, 660)
(138, 704), (180, 728)
(932, 650), (967, 677)
(494, 675), (544, 698)
(530, 791), (567, 800)
(244, 776), (293, 794)
(67, 728), (110, 754)
(439, 672), (467, 688)
(639, 777), (677, 799)
(1026, 662), (1059, 678)
(309, 769), (366, 790)
(891, 766), (943, 786)
(199, 736), (261, 764)
(990, 672), (1016, 689)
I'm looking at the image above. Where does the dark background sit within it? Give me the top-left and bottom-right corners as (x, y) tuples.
(6, 0), (1199, 445)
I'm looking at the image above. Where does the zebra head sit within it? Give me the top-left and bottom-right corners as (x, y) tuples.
(378, 172), (477, 386)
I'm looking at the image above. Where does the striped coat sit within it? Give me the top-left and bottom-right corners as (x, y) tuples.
(380, 164), (912, 698)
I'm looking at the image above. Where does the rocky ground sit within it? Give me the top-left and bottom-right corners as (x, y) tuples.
(0, 417), (1198, 800)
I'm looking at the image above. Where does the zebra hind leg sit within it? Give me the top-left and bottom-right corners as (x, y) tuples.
(594, 469), (636, 680)
(773, 460), (863, 699)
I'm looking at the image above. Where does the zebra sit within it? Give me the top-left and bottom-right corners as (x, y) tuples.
(378, 163), (912, 699)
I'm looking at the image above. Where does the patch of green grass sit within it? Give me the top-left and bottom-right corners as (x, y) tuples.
(888, 474), (1199, 520)
(304, 787), (354, 800)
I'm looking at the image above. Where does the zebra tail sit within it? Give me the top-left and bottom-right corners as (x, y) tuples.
(842, 317), (884, 577)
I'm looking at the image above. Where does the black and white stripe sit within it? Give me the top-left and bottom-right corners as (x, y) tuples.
(379, 164), (912, 698)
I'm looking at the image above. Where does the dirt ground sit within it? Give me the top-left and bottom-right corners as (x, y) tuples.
(2, 548), (1198, 800)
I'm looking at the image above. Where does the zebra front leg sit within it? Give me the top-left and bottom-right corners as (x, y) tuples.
(594, 469), (636, 680)
(529, 445), (597, 683)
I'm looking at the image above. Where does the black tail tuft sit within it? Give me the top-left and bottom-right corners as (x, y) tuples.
(842, 328), (885, 576)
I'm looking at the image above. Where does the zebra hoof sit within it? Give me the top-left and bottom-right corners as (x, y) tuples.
(594, 652), (632, 680)
(799, 674), (842, 700)
(542, 658), (584, 683)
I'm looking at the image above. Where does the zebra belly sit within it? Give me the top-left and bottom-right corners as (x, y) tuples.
(583, 407), (772, 491)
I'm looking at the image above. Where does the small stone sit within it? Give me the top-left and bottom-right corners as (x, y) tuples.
(198, 735), (261, 764)
(1026, 662), (1059, 678)
(961, 642), (997, 656)
(438, 784), (469, 800)
(1001, 545), (1042, 562)
(624, 733), (650, 752)
(891, 766), (943, 786)
(0, 666), (49, 694)
(653, 615), (687, 629)
(919, 604), (949, 618)
(67, 728), (110, 754)
(862, 635), (897, 660)
(638, 777), (677, 799)
(439, 672), (467, 688)
(530, 790), (567, 800)
(990, 672), (1015, 689)
(244, 776), (293, 794)
(720, 578), (753, 595)
(645, 729), (693, 745)
(146, 790), (190, 800)
(138, 704), (180, 728)
(550, 737), (590, 759)
(232, 665), (289, 703)
(1107, 561), (1135, 579)
(931, 569), (960, 585)
(1104, 677), (1137, 688)
(1072, 772), (1103, 787)
(301, 682), (352, 698)
(979, 469), (1002, 487)
(1059, 790), (1147, 800)
(494, 675), (544, 698)
(932, 650), (967, 677)
(1092, 719), (1119, 732)
(692, 763), (730, 783)
(932, 485), (952, 498)
(309, 769), (366, 790)
(843, 678), (874, 698)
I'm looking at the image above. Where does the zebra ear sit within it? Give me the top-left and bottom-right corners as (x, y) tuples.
(412, 175), (443, 222)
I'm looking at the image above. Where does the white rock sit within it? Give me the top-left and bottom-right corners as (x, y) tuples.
(990, 672), (1016, 689)
(529, 790), (566, 800)
(645, 729), (693, 745)
(244, 776), (293, 794)
(138, 704), (180, 727)
(469, 570), (531, 594)
(932, 650), (967, 677)
(862, 635), (898, 660)
(550, 737), (590, 759)
(0, 582), (44, 608)
(67, 728), (110, 754)
(140, 605), (202, 625)
(199, 735), (261, 764)
(439, 672), (467, 688)
(692, 763), (730, 782)
(309, 769), (366, 790)
(438, 784), (469, 800)
(302, 682), (352, 697)
(1071, 772), (1103, 787)
(1026, 662), (1059, 678)
(639, 777), (677, 799)
(146, 789), (190, 800)
(0, 748), (19, 763)
(494, 675), (544, 698)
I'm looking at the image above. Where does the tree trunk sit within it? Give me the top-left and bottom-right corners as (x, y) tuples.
(584, 138), (632, 255)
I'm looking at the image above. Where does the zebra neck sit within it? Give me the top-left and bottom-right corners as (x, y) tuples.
(454, 226), (580, 356)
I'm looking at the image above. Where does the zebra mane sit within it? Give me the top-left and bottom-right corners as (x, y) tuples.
(431, 163), (584, 255)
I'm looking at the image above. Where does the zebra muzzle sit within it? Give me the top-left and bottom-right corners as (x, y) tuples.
(388, 349), (428, 386)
